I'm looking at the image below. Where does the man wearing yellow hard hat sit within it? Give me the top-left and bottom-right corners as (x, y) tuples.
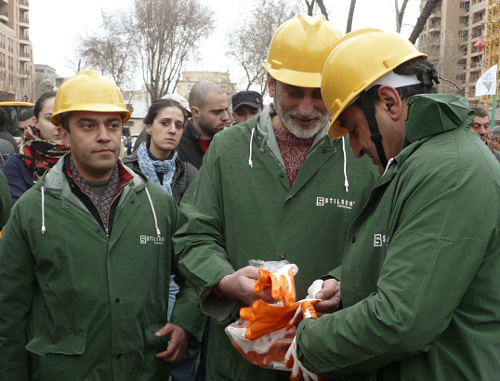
(173, 14), (377, 380)
(291, 29), (500, 380)
(0, 70), (205, 380)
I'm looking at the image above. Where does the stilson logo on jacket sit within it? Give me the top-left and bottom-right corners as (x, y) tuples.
(316, 196), (355, 210)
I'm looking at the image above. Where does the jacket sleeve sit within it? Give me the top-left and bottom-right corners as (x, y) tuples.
(4, 156), (31, 206)
(173, 137), (239, 323)
(168, 199), (206, 342)
(0, 203), (34, 380)
(0, 170), (11, 227)
(295, 161), (497, 376)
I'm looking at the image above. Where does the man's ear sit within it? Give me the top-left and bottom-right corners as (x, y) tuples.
(191, 106), (200, 119)
(377, 86), (403, 121)
(59, 128), (70, 147)
(267, 73), (276, 97)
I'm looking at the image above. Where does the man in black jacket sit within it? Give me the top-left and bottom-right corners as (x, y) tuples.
(176, 80), (229, 169)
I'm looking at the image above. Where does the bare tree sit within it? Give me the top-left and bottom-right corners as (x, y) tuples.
(76, 11), (137, 90)
(127, 0), (215, 102)
(409, 0), (442, 44)
(346, 0), (357, 33)
(304, 0), (329, 19)
(395, 0), (411, 32)
(226, 0), (301, 96)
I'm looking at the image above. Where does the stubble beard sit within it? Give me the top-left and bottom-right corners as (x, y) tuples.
(273, 98), (329, 140)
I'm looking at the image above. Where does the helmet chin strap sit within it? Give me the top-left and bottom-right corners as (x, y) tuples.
(359, 92), (388, 169)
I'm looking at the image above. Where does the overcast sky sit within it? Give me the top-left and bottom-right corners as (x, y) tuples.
(29, 0), (420, 86)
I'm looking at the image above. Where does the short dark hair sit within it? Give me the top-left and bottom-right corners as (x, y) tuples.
(490, 126), (500, 140)
(19, 108), (34, 122)
(144, 98), (185, 126)
(60, 115), (70, 132)
(471, 107), (489, 120)
(356, 57), (438, 106)
(143, 98), (186, 146)
(189, 80), (225, 109)
(34, 91), (56, 120)
(0, 108), (7, 128)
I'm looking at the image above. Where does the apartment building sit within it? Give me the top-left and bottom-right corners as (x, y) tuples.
(34, 64), (68, 99)
(0, 0), (34, 102)
(418, 0), (495, 108)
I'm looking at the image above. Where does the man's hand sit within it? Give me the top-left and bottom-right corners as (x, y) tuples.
(154, 323), (190, 362)
(218, 266), (274, 306)
(314, 278), (341, 317)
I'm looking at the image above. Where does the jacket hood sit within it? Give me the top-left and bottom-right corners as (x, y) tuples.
(32, 155), (151, 234)
(402, 94), (474, 148)
(245, 104), (350, 192)
(34, 154), (147, 195)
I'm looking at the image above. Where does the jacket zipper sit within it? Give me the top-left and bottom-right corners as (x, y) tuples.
(71, 177), (133, 237)
(104, 177), (133, 236)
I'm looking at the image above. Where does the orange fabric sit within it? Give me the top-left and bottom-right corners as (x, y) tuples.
(232, 329), (296, 368)
(254, 267), (296, 307)
(240, 299), (319, 340)
(226, 263), (323, 379)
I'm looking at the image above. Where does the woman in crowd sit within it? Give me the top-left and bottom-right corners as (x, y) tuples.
(123, 98), (197, 203)
(4, 92), (70, 204)
(123, 97), (199, 380)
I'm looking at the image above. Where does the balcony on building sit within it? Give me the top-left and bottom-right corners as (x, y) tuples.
(472, 26), (484, 38)
(18, 69), (30, 79)
(472, 12), (485, 26)
(19, 32), (29, 45)
(19, 15), (28, 27)
(428, 21), (441, 32)
(470, 56), (483, 71)
(19, 0), (29, 10)
(429, 8), (442, 19)
(19, 52), (30, 62)
(0, 9), (8, 24)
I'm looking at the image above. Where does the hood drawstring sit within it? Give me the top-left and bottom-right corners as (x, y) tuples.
(382, 157), (395, 177)
(41, 186), (46, 234)
(145, 187), (161, 239)
(248, 127), (255, 168)
(341, 136), (349, 193)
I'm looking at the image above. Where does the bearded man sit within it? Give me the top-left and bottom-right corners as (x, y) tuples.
(173, 14), (378, 381)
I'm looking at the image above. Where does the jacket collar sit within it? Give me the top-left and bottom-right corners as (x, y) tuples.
(34, 153), (147, 198)
(250, 104), (333, 167)
(403, 94), (473, 148)
(377, 94), (474, 179)
(185, 119), (202, 140)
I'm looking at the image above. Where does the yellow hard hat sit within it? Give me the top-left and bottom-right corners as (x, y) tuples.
(264, 13), (342, 88)
(322, 28), (427, 138)
(51, 70), (130, 126)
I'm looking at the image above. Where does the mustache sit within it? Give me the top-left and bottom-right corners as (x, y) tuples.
(287, 110), (323, 121)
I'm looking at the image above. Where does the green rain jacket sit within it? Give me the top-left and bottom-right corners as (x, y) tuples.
(174, 105), (378, 380)
(0, 157), (205, 380)
(296, 94), (500, 380)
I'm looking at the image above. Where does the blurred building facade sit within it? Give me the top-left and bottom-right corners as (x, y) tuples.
(0, 0), (34, 101)
(418, 0), (495, 109)
(176, 71), (236, 102)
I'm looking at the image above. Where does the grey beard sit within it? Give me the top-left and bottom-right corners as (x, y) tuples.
(273, 101), (328, 140)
